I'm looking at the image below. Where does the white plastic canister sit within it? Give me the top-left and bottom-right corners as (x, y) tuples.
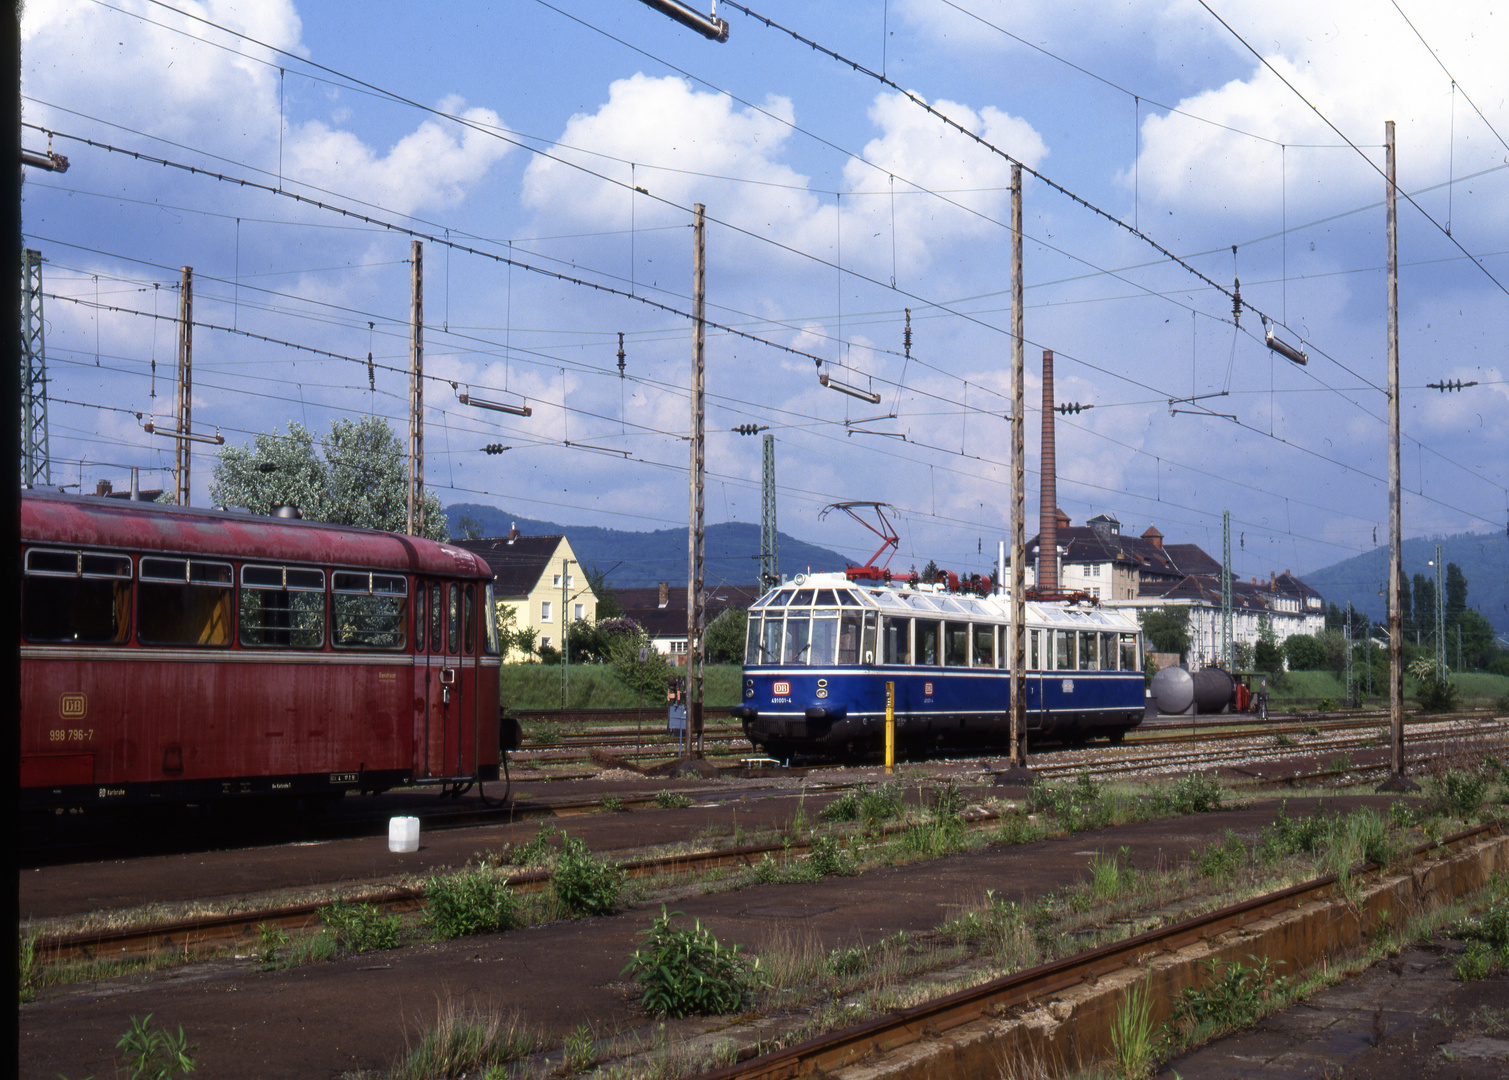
(388, 815), (420, 853)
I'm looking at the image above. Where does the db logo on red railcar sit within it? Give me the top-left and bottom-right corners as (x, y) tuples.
(59, 692), (87, 720)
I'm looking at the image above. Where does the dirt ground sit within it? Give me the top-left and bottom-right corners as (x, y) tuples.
(19, 784), (1469, 1080)
(1157, 940), (1509, 1079)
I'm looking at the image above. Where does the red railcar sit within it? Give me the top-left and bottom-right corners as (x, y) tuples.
(20, 491), (502, 809)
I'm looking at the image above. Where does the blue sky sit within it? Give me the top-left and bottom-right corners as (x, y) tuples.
(20, 0), (1509, 588)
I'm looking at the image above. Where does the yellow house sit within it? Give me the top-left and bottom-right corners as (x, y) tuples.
(456, 529), (597, 659)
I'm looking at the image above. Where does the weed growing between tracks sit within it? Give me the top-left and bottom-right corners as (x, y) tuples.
(373, 1001), (542, 1080)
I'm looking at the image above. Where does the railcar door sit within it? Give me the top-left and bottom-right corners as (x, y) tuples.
(414, 579), (475, 780)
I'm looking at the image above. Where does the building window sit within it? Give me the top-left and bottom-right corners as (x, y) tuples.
(573, 602), (585, 621)
(1089, 587), (1100, 599)
(670, 640), (688, 654)
(541, 636), (552, 649)
(541, 600), (553, 623)
(552, 574), (561, 587)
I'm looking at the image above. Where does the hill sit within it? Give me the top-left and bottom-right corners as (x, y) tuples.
(444, 503), (851, 589)
(1302, 529), (1509, 639)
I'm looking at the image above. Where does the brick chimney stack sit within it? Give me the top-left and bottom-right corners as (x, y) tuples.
(1038, 349), (1059, 594)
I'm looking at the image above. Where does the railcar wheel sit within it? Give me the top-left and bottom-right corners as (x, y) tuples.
(1105, 728), (1126, 746)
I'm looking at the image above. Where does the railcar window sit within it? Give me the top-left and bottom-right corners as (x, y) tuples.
(943, 621), (969, 666)
(782, 614), (811, 664)
(815, 589), (838, 606)
(429, 584), (443, 653)
(22, 547), (133, 644)
(1120, 633), (1139, 672)
(482, 584), (500, 655)
(1100, 633), (1118, 671)
(837, 613), (861, 664)
(137, 557), (234, 646)
(917, 620), (940, 665)
(463, 584), (476, 655)
(239, 564), (326, 648)
(773, 588), (796, 606)
(1080, 631), (1099, 670)
(837, 590), (861, 606)
(331, 571), (408, 649)
(1027, 629), (1039, 670)
(447, 584), (461, 656)
(1055, 629), (1076, 670)
(792, 589), (815, 606)
(860, 611), (877, 664)
(881, 616), (911, 665)
(414, 586), (427, 652)
(744, 616), (763, 665)
(809, 612), (839, 666)
(973, 623), (996, 667)
(761, 615), (782, 663)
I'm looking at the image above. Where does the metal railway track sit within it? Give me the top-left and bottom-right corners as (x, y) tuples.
(29, 810), (1003, 965)
(698, 824), (1500, 1080)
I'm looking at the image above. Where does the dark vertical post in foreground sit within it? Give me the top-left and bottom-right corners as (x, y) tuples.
(687, 204), (707, 757)
(1380, 120), (1416, 793)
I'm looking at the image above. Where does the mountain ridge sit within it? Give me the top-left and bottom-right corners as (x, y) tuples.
(1300, 529), (1509, 638)
(445, 503), (851, 589)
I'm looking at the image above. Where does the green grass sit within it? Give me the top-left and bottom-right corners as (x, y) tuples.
(1274, 668), (1509, 710)
(499, 663), (744, 709)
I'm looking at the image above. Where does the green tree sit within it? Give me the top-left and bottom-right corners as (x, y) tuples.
(1445, 563), (1468, 621)
(1283, 633), (1327, 670)
(210, 416), (447, 540)
(920, 559), (942, 583)
(586, 565), (622, 620)
(599, 618), (671, 699)
(1253, 614), (1283, 672)
(1412, 572), (1436, 643)
(704, 608), (747, 664)
(1139, 606), (1191, 659)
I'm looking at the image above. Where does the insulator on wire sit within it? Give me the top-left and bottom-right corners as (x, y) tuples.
(1055, 402), (1093, 415)
(617, 332), (626, 378)
(1232, 278), (1241, 327)
(903, 309), (912, 359)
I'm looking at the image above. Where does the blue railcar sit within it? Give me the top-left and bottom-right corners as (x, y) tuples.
(731, 572), (1146, 757)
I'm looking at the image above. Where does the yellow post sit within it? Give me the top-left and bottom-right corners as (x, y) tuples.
(885, 680), (896, 774)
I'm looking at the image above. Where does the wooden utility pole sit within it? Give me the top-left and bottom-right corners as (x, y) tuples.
(1000, 164), (1032, 785)
(408, 240), (424, 536)
(687, 204), (707, 757)
(175, 266), (193, 506)
(1380, 120), (1415, 792)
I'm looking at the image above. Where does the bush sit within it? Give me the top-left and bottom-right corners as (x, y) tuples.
(425, 868), (520, 940)
(1257, 802), (1327, 862)
(552, 835), (626, 917)
(1166, 956), (1288, 1043)
(1195, 830), (1247, 878)
(654, 790), (693, 810)
(1150, 772), (1225, 815)
(321, 899), (402, 953)
(1431, 769), (1489, 819)
(623, 907), (757, 1017)
(820, 782), (906, 827)
(116, 1015), (196, 1080)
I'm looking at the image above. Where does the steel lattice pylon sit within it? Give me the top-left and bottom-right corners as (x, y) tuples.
(760, 432), (778, 587)
(21, 248), (52, 487)
(1221, 510), (1232, 668)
